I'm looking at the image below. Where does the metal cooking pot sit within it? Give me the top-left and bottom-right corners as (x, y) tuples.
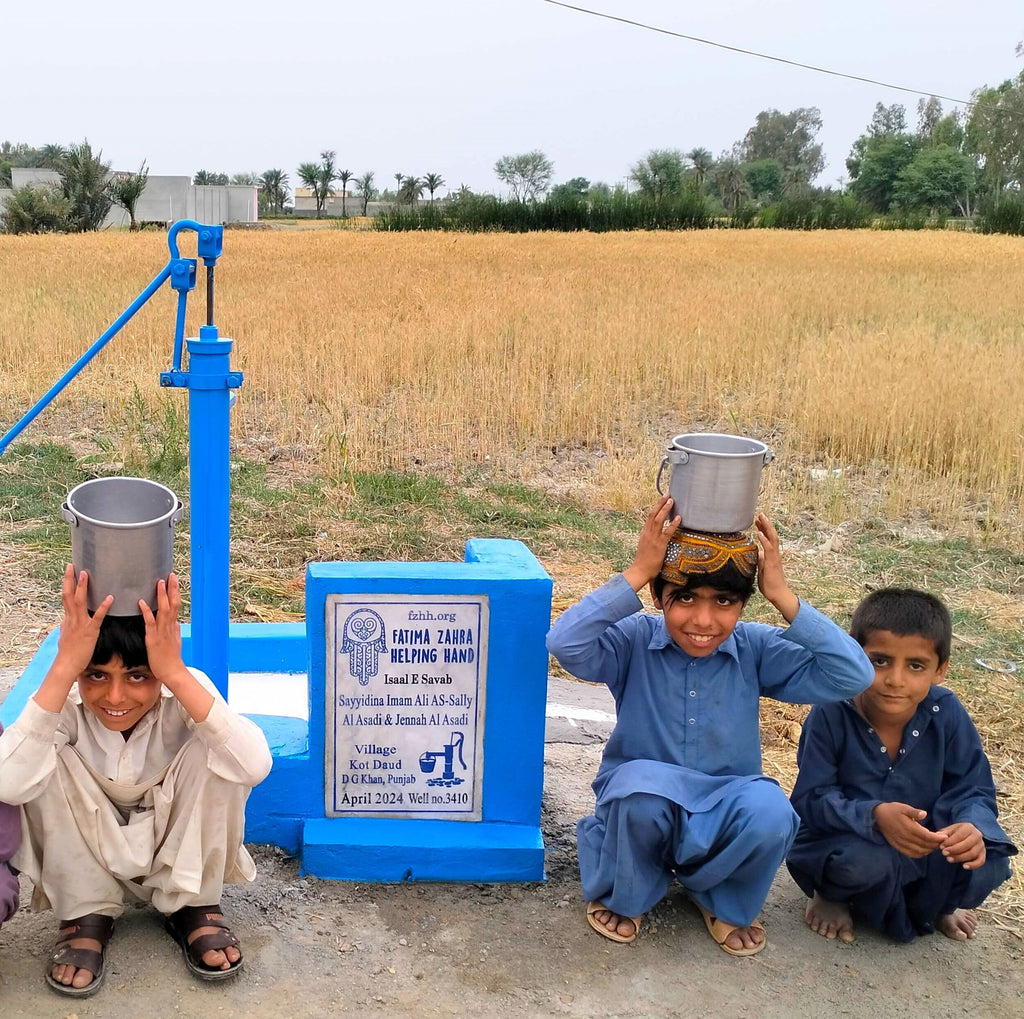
(62, 477), (184, 615)
(656, 432), (773, 534)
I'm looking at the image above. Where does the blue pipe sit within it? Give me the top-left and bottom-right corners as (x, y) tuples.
(0, 265), (172, 456)
(186, 324), (235, 696)
(172, 289), (188, 371)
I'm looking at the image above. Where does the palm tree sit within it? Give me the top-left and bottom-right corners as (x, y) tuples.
(59, 140), (113, 230)
(193, 170), (214, 185)
(423, 172), (445, 203)
(714, 158), (750, 214)
(296, 163), (320, 213)
(393, 172), (404, 201)
(399, 175), (424, 206)
(259, 169), (289, 214)
(687, 148), (714, 188)
(355, 171), (376, 215)
(317, 150), (338, 214)
(38, 143), (67, 168)
(297, 151), (338, 217)
(0, 183), (70, 234)
(337, 168), (353, 217)
(107, 162), (149, 231)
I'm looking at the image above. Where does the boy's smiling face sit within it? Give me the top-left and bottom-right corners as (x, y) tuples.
(77, 654), (162, 733)
(856, 629), (948, 727)
(652, 583), (745, 657)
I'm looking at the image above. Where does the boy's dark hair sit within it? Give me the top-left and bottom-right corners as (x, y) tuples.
(90, 614), (149, 669)
(652, 561), (756, 604)
(850, 588), (952, 664)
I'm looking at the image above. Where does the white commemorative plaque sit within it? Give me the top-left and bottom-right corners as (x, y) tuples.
(325, 593), (488, 819)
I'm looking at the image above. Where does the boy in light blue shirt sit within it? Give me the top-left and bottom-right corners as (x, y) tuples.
(547, 495), (873, 955)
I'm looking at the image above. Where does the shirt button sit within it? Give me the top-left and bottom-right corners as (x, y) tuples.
(899, 748), (906, 754)
(932, 705), (940, 712)
(880, 746), (886, 753)
(689, 690), (696, 697)
(688, 718), (696, 725)
(911, 730), (919, 737)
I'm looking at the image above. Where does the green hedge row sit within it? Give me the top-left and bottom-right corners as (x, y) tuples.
(374, 193), (882, 233)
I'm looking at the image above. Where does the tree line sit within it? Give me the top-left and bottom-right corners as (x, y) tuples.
(477, 90), (1020, 223)
(5, 65), (1024, 233)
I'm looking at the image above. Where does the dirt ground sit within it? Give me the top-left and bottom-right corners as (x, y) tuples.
(0, 732), (1020, 1019)
(1, 567), (1022, 1018)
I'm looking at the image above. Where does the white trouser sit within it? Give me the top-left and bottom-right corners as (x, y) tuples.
(14, 736), (255, 919)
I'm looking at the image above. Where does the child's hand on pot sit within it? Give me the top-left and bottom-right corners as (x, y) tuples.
(35, 565), (114, 710)
(754, 513), (799, 623)
(139, 574), (190, 686)
(140, 573), (215, 723)
(56, 564), (113, 677)
(623, 495), (681, 592)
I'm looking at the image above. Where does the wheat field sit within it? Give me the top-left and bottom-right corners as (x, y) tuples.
(1, 228), (1023, 543)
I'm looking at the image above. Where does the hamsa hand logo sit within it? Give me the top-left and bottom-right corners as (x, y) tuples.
(340, 608), (387, 686)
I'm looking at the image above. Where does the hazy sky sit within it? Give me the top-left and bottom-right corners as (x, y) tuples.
(4, 1), (1021, 193)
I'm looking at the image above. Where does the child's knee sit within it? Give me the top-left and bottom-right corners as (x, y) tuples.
(169, 737), (229, 788)
(736, 784), (798, 843)
(823, 840), (897, 889)
(960, 853), (1013, 908)
(617, 792), (676, 834)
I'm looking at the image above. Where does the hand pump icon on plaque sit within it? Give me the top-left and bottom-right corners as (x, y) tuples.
(419, 732), (467, 787)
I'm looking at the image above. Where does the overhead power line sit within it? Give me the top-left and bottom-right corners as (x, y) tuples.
(542, 0), (982, 110)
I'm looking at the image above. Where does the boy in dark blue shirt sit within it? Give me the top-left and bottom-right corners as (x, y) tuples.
(787, 588), (1016, 943)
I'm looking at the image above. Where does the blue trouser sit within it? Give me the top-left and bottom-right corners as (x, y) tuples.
(787, 832), (1013, 942)
(577, 780), (799, 927)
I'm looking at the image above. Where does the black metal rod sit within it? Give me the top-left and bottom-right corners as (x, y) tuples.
(206, 265), (215, 326)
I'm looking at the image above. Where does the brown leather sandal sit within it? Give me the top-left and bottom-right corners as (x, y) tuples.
(164, 903), (244, 981)
(45, 913), (115, 997)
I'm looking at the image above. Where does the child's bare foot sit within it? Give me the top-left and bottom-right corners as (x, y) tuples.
(805, 893), (856, 943)
(938, 909), (978, 941)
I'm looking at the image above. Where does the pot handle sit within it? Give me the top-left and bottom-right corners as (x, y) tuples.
(657, 450), (689, 493)
(656, 457), (667, 494)
(61, 503), (78, 527)
(170, 500), (184, 526)
(763, 447), (775, 466)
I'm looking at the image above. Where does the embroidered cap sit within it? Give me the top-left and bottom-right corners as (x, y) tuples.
(660, 527), (759, 583)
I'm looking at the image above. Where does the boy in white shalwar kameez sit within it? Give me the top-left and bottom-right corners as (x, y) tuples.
(0, 566), (273, 998)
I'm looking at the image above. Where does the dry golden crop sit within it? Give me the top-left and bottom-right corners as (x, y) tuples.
(1, 228), (1022, 543)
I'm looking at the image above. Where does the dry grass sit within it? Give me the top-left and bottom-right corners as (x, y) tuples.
(2, 229), (1023, 543)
